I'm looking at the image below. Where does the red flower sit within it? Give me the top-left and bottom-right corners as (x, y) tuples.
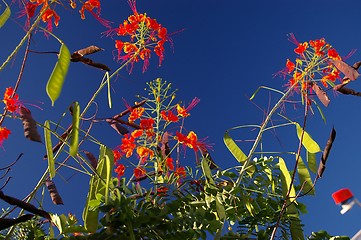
(136, 146), (154, 163)
(79, 0), (111, 28)
(140, 118), (154, 130)
(285, 59), (295, 73)
(120, 134), (136, 158)
(113, 149), (122, 162)
(128, 107), (145, 122)
(161, 110), (178, 122)
(309, 38), (326, 56)
(328, 49), (341, 60)
(176, 131), (199, 151)
(165, 157), (174, 171)
(3, 87), (20, 113)
(174, 167), (186, 178)
(294, 42), (308, 55)
(157, 186), (168, 196)
(176, 98), (200, 118)
(0, 127), (11, 146)
(41, 9), (60, 32)
(114, 164), (125, 178)
(134, 166), (146, 178)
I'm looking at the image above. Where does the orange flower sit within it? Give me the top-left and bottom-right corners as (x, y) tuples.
(176, 131), (199, 150)
(174, 167), (186, 178)
(161, 110), (178, 122)
(41, 9), (60, 32)
(113, 149), (122, 162)
(165, 157), (174, 171)
(285, 59), (295, 73)
(0, 127), (11, 146)
(176, 98), (200, 118)
(120, 134), (136, 158)
(128, 107), (144, 122)
(131, 129), (144, 138)
(328, 49), (341, 60)
(114, 164), (125, 178)
(309, 38), (326, 56)
(134, 166), (146, 178)
(79, 0), (110, 28)
(136, 146), (154, 163)
(3, 87), (20, 113)
(294, 42), (308, 55)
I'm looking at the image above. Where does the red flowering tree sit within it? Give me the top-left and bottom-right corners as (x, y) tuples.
(0, 0), (356, 239)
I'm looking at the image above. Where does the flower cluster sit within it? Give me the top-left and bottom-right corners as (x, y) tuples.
(112, 79), (204, 190)
(110, 0), (170, 73)
(3, 87), (21, 113)
(278, 34), (343, 102)
(22, 0), (109, 31)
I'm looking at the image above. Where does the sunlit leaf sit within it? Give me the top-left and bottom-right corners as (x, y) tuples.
(296, 155), (315, 195)
(50, 214), (67, 234)
(0, 0), (10, 28)
(106, 72), (112, 108)
(224, 132), (247, 163)
(307, 151), (317, 174)
(69, 102), (80, 157)
(295, 122), (321, 153)
(201, 157), (215, 186)
(44, 120), (55, 179)
(46, 43), (70, 106)
(215, 197), (225, 220)
(278, 157), (296, 199)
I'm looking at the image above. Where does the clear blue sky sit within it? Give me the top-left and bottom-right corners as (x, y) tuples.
(2, 0), (361, 237)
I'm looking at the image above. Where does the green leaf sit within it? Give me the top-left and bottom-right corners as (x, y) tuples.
(296, 155), (315, 195)
(0, 0), (10, 28)
(201, 157), (215, 186)
(50, 214), (67, 234)
(295, 122), (321, 153)
(307, 151), (317, 173)
(69, 102), (80, 157)
(44, 120), (55, 179)
(224, 132), (247, 163)
(82, 144), (114, 232)
(278, 157), (296, 199)
(215, 197), (225, 220)
(46, 43), (70, 106)
(289, 215), (305, 240)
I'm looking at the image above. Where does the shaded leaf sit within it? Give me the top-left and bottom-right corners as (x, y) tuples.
(199, 145), (218, 169)
(20, 106), (42, 142)
(46, 43), (70, 106)
(318, 127), (336, 178)
(215, 196), (225, 220)
(307, 151), (317, 173)
(44, 120), (56, 179)
(296, 155), (315, 195)
(312, 83), (330, 107)
(295, 122), (321, 153)
(201, 157), (215, 186)
(106, 118), (129, 135)
(330, 59), (360, 81)
(84, 151), (97, 169)
(69, 102), (80, 157)
(46, 180), (64, 205)
(0, 0), (10, 28)
(224, 132), (247, 163)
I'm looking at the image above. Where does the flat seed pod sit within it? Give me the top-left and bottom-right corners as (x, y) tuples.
(330, 59), (360, 81)
(73, 45), (103, 57)
(106, 118), (129, 135)
(46, 180), (64, 205)
(312, 83), (330, 107)
(317, 127), (336, 178)
(20, 106), (42, 142)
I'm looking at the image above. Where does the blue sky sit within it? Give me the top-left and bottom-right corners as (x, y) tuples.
(2, 0), (361, 238)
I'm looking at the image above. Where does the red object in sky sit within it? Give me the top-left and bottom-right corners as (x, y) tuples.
(332, 188), (354, 204)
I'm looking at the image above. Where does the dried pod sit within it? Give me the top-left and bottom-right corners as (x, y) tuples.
(312, 83), (330, 107)
(330, 59), (360, 81)
(46, 180), (64, 205)
(317, 127), (336, 178)
(84, 150), (97, 169)
(106, 118), (129, 135)
(71, 46), (110, 71)
(20, 106), (42, 142)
